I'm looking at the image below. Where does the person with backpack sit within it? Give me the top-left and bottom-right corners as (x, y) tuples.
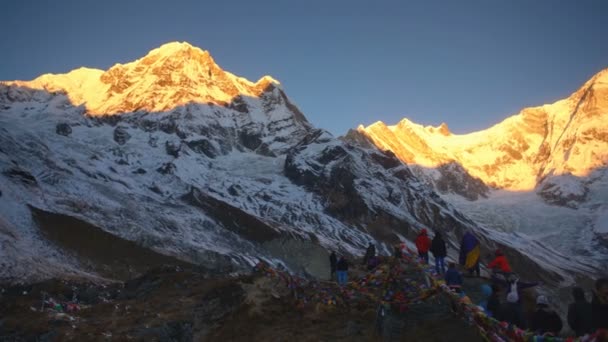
(459, 231), (480, 277)
(329, 251), (337, 281)
(430, 231), (447, 274)
(530, 295), (563, 335)
(336, 256), (349, 286)
(567, 287), (593, 337)
(415, 228), (432, 264)
(497, 282), (526, 329)
(498, 291), (527, 328)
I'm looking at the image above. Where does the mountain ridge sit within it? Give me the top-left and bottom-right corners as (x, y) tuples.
(358, 67), (608, 191)
(5, 41), (281, 115)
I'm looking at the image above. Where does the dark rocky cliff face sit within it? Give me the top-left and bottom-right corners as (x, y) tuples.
(434, 162), (490, 201)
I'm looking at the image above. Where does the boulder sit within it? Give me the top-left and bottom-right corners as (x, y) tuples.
(55, 123), (72, 136)
(113, 126), (131, 145)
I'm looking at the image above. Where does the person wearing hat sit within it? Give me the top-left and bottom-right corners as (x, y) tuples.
(415, 228), (432, 264)
(488, 249), (512, 274)
(530, 295), (563, 335)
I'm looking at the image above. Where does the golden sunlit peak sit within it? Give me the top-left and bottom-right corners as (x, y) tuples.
(366, 121), (388, 129)
(145, 41), (212, 61)
(155, 41), (197, 53)
(256, 75), (281, 86)
(396, 117), (418, 128)
(4, 40), (287, 115)
(426, 122), (451, 136)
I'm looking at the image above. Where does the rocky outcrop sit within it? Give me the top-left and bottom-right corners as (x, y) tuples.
(30, 206), (193, 280)
(284, 130), (471, 241)
(182, 187), (281, 243)
(113, 126), (131, 145)
(165, 140), (181, 158)
(536, 175), (589, 208)
(55, 123), (72, 136)
(156, 162), (177, 175)
(3, 167), (38, 186)
(186, 139), (216, 158)
(435, 162), (489, 200)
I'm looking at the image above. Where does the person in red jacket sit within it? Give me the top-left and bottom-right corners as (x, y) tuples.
(415, 228), (432, 264)
(488, 249), (512, 274)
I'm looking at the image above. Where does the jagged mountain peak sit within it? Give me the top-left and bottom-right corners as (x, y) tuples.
(133, 41), (216, 73)
(434, 122), (451, 136)
(4, 42), (282, 115)
(151, 41), (207, 56)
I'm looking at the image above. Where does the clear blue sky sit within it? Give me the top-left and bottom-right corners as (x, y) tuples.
(1, 0), (607, 135)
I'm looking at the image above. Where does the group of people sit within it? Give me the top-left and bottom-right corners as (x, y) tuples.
(328, 228), (608, 338)
(413, 229), (512, 276)
(413, 228), (448, 274)
(423, 228), (608, 337)
(476, 278), (608, 337)
(330, 243), (381, 285)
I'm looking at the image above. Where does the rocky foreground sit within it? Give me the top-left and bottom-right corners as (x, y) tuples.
(0, 264), (485, 342)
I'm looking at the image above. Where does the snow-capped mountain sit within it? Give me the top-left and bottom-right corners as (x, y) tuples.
(357, 69), (608, 270)
(10, 42), (283, 115)
(358, 69), (608, 193)
(0, 42), (599, 299)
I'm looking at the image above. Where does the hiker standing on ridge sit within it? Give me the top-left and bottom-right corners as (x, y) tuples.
(329, 251), (337, 281)
(487, 249), (512, 274)
(336, 256), (349, 286)
(459, 231), (480, 277)
(415, 228), (431, 264)
(567, 287), (593, 337)
(430, 231), (447, 274)
(363, 242), (376, 265)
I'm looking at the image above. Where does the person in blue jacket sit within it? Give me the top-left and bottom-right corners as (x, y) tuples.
(445, 262), (463, 293)
(479, 284), (500, 318)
